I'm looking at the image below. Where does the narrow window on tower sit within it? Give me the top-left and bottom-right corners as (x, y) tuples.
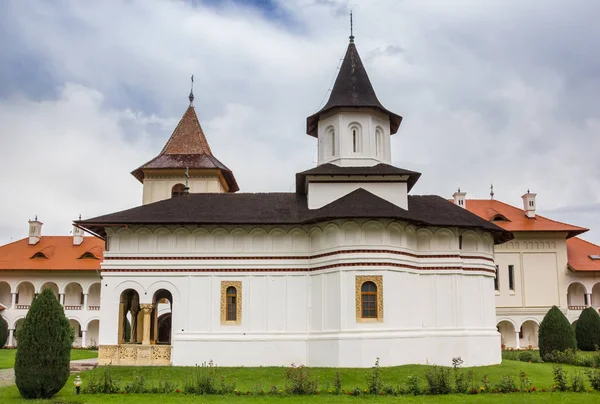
(352, 129), (357, 153)
(508, 265), (515, 291)
(331, 129), (335, 156)
(494, 265), (499, 291)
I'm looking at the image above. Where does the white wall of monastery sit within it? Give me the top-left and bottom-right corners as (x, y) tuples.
(0, 271), (101, 347)
(98, 220), (500, 367)
(307, 181), (408, 210)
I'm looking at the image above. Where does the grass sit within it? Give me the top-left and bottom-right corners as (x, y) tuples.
(0, 349), (98, 369)
(0, 360), (598, 403)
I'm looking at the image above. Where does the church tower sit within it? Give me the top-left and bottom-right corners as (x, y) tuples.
(306, 36), (402, 167)
(299, 34), (419, 210)
(131, 91), (239, 205)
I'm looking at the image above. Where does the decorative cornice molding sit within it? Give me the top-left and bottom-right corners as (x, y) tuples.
(104, 249), (494, 262)
(101, 261), (495, 274)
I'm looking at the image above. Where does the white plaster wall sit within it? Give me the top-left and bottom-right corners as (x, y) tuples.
(142, 175), (225, 205)
(99, 220), (500, 367)
(307, 182), (408, 210)
(317, 110), (391, 167)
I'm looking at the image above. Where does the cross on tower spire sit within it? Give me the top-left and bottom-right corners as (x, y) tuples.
(189, 75), (195, 106)
(349, 10), (354, 43)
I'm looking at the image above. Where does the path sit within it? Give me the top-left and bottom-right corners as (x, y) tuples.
(0, 358), (98, 388)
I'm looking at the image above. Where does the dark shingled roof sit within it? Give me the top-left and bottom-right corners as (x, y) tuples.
(306, 42), (403, 137)
(76, 189), (512, 244)
(296, 163), (421, 193)
(131, 106), (239, 192)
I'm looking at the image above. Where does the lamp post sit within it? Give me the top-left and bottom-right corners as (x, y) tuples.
(74, 375), (82, 395)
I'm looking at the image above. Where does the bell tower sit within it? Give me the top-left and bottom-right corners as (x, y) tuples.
(131, 80), (239, 205)
(306, 35), (402, 167)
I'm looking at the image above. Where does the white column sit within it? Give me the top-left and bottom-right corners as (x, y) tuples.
(81, 330), (87, 348)
(11, 293), (17, 309)
(515, 331), (521, 349)
(586, 293), (592, 307)
(83, 293), (89, 309)
(8, 329), (14, 347)
(59, 293), (65, 306)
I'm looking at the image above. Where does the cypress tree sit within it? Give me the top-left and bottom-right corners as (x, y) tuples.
(14, 289), (74, 399)
(538, 305), (577, 360)
(576, 307), (600, 351)
(0, 316), (8, 348)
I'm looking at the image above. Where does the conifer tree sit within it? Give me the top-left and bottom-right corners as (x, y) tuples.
(538, 305), (577, 360)
(0, 316), (8, 348)
(14, 288), (74, 399)
(575, 307), (600, 351)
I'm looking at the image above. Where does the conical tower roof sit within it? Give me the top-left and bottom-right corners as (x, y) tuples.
(131, 105), (239, 192)
(306, 41), (402, 137)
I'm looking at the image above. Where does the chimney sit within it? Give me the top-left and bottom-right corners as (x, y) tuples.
(28, 216), (43, 245)
(521, 190), (537, 218)
(73, 225), (84, 246)
(452, 188), (467, 209)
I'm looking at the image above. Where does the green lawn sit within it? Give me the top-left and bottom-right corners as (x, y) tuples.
(0, 349), (98, 369)
(76, 359), (593, 392)
(0, 360), (598, 403)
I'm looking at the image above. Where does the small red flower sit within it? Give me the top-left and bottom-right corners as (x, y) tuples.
(175, 389), (180, 393)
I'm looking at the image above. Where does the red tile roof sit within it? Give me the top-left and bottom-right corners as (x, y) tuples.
(131, 106), (239, 192)
(0, 236), (103, 271)
(567, 237), (600, 272)
(460, 199), (588, 238)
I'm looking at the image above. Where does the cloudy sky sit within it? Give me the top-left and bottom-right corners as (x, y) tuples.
(1, 0), (599, 245)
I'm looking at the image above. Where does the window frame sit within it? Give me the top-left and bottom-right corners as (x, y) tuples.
(355, 275), (383, 322)
(508, 265), (515, 291)
(220, 281), (242, 325)
(494, 265), (499, 291)
(171, 183), (186, 198)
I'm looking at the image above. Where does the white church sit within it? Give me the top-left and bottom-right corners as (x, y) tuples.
(75, 36), (514, 368)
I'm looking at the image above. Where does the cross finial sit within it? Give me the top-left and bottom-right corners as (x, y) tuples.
(79, 214), (82, 221)
(527, 188), (530, 194)
(490, 184), (495, 200)
(188, 75), (195, 106)
(457, 187), (461, 193)
(34, 214), (38, 221)
(349, 10), (354, 43)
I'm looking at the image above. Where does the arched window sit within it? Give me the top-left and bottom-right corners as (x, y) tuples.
(330, 129), (335, 156)
(361, 281), (377, 318)
(226, 286), (237, 321)
(171, 183), (186, 198)
(375, 127), (384, 157)
(352, 129), (358, 153)
(349, 124), (362, 153)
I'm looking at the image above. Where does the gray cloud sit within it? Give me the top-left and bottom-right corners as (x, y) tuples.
(0, 0), (598, 246)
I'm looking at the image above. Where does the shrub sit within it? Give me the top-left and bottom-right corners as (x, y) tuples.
(124, 373), (148, 394)
(495, 375), (516, 393)
(284, 363), (317, 395)
(587, 369), (600, 391)
(571, 371), (586, 392)
(576, 307), (600, 351)
(424, 366), (452, 395)
(553, 365), (569, 392)
(367, 357), (383, 394)
(333, 371), (342, 395)
(405, 376), (421, 395)
(82, 366), (120, 394)
(539, 306), (577, 360)
(0, 317), (8, 348)
(14, 289), (74, 399)
(183, 363), (219, 395)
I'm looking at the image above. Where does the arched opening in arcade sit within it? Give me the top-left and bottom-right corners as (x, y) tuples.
(497, 320), (517, 348)
(152, 289), (173, 345)
(118, 289), (141, 344)
(592, 283), (600, 310)
(567, 282), (587, 309)
(519, 320), (539, 349)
